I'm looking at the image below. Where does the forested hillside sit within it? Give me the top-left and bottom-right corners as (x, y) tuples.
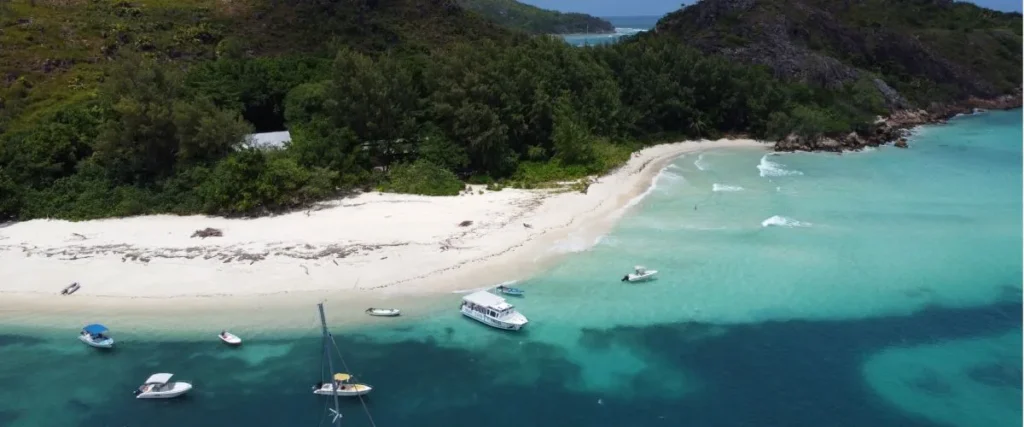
(457, 0), (614, 34)
(0, 0), (1018, 221)
(655, 0), (1022, 108)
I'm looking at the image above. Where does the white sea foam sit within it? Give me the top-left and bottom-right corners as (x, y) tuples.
(694, 153), (709, 171)
(712, 183), (743, 192)
(757, 154), (803, 177)
(760, 215), (811, 228)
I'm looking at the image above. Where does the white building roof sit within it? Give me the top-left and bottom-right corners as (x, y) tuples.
(463, 291), (512, 310)
(241, 131), (292, 150)
(145, 373), (173, 384)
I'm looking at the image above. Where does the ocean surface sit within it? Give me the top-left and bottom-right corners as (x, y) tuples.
(0, 110), (1021, 427)
(560, 16), (660, 47)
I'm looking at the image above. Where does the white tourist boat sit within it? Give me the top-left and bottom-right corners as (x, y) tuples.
(460, 291), (528, 331)
(622, 265), (658, 282)
(312, 303), (374, 403)
(218, 331), (242, 345)
(134, 373), (193, 399)
(78, 324), (114, 349)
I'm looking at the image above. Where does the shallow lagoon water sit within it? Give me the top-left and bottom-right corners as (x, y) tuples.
(0, 111), (1020, 427)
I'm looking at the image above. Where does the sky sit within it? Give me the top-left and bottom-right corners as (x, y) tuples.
(519, 0), (1023, 18)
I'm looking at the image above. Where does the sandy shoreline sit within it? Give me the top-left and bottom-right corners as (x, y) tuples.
(0, 139), (765, 331)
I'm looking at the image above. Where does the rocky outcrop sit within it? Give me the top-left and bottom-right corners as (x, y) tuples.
(773, 89), (1022, 152)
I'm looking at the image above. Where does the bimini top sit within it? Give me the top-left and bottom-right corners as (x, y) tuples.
(333, 373), (351, 382)
(145, 373), (174, 385)
(463, 291), (513, 311)
(82, 324), (109, 334)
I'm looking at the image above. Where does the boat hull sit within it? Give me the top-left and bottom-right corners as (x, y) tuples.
(136, 382), (192, 399)
(365, 309), (401, 317)
(219, 333), (242, 345)
(79, 335), (114, 349)
(626, 271), (658, 282)
(313, 384), (372, 397)
(460, 307), (526, 331)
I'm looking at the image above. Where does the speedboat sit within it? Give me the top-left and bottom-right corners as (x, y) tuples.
(622, 266), (658, 282)
(496, 285), (524, 296)
(134, 373), (192, 399)
(218, 331), (242, 345)
(460, 291), (528, 331)
(79, 324), (114, 349)
(365, 308), (401, 317)
(312, 373), (373, 397)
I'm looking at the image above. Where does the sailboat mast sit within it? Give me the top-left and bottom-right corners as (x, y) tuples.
(318, 303), (343, 427)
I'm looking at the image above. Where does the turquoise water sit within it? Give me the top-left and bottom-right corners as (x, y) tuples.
(0, 110), (1020, 426)
(560, 16), (659, 47)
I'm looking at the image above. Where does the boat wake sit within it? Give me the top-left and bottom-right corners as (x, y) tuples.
(761, 215), (811, 228)
(757, 154), (803, 177)
(712, 184), (743, 192)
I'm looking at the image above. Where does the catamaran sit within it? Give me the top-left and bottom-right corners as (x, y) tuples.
(79, 324), (114, 349)
(460, 290), (528, 331)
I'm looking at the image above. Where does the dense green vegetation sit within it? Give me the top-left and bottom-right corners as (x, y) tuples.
(0, 0), (1015, 221)
(656, 0), (1022, 108)
(457, 0), (614, 34)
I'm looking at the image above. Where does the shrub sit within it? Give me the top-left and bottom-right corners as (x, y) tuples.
(382, 159), (463, 196)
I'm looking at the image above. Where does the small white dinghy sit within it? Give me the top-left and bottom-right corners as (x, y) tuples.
(313, 373), (373, 397)
(218, 331), (242, 345)
(134, 373), (192, 399)
(365, 308), (401, 317)
(622, 265), (658, 283)
(79, 324), (114, 349)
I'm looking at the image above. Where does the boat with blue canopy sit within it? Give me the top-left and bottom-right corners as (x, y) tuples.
(79, 324), (114, 349)
(495, 285), (524, 296)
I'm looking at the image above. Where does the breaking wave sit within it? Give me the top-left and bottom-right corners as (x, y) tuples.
(761, 215), (812, 228)
(712, 184), (744, 192)
(757, 154), (803, 177)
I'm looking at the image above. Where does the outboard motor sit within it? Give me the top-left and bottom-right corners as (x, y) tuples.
(621, 275), (629, 282)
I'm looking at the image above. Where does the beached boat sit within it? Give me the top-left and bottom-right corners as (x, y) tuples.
(61, 282), (80, 295)
(78, 324), (114, 349)
(365, 308), (401, 317)
(496, 285), (524, 296)
(218, 331), (242, 345)
(460, 291), (528, 331)
(622, 266), (658, 282)
(312, 303), (374, 404)
(134, 373), (192, 399)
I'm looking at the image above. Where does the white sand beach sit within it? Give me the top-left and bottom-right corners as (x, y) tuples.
(0, 139), (765, 330)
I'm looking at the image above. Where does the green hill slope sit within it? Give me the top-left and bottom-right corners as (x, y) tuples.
(653, 0), (1022, 109)
(457, 0), (614, 34)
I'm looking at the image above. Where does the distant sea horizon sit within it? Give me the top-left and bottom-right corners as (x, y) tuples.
(560, 15), (661, 47)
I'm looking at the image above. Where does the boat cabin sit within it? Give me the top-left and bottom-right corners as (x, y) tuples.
(635, 266), (647, 275)
(461, 291), (516, 320)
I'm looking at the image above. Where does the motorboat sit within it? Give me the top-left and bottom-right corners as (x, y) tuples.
(134, 373), (192, 399)
(365, 308), (401, 317)
(622, 265), (658, 282)
(218, 331), (242, 345)
(495, 285), (524, 296)
(460, 291), (528, 331)
(312, 303), (374, 405)
(79, 324), (114, 349)
(312, 373), (373, 397)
